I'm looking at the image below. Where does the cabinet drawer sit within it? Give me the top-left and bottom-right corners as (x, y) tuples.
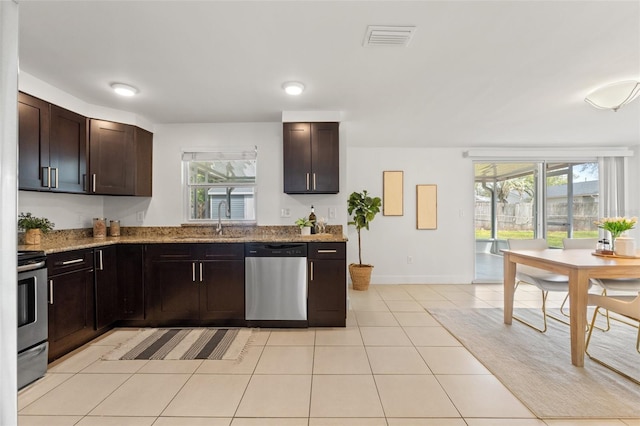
(48, 249), (94, 275)
(308, 243), (345, 259)
(202, 243), (244, 260)
(145, 244), (195, 260)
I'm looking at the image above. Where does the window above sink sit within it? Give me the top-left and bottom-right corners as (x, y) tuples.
(182, 148), (257, 224)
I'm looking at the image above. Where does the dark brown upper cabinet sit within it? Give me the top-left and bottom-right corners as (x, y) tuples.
(89, 120), (153, 196)
(18, 92), (87, 193)
(283, 122), (339, 194)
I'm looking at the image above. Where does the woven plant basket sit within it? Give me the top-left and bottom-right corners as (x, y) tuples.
(349, 263), (373, 291)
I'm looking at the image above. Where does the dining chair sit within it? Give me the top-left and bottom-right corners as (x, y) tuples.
(585, 292), (640, 385)
(507, 239), (572, 333)
(563, 237), (640, 330)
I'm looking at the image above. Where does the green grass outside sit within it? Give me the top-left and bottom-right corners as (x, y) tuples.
(475, 229), (598, 248)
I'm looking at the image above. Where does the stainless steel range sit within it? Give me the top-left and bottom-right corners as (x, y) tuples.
(17, 250), (48, 389)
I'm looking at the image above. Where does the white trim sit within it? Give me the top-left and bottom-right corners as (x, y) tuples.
(463, 147), (634, 159)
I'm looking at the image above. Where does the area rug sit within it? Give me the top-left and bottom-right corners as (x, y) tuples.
(103, 328), (252, 361)
(428, 308), (640, 419)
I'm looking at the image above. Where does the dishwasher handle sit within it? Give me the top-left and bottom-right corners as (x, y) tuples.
(244, 243), (307, 257)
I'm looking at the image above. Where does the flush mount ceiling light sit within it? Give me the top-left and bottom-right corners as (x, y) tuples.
(111, 83), (139, 97)
(585, 80), (640, 112)
(282, 81), (305, 96)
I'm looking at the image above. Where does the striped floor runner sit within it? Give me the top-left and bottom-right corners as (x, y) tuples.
(104, 328), (251, 361)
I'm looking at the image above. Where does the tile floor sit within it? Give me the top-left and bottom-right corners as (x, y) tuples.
(17, 284), (640, 426)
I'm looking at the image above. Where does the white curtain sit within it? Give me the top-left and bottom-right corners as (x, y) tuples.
(599, 156), (627, 218)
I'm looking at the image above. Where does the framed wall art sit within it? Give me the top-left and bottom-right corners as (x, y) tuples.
(383, 171), (403, 216)
(416, 184), (437, 229)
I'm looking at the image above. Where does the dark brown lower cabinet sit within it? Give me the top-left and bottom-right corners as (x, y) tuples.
(95, 246), (118, 330)
(48, 249), (95, 362)
(117, 244), (145, 321)
(145, 243), (245, 325)
(307, 243), (346, 327)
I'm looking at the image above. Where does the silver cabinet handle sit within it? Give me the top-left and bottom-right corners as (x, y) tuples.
(98, 250), (104, 271)
(200, 262), (203, 282)
(53, 167), (59, 189)
(192, 262), (196, 282)
(49, 280), (54, 304)
(318, 249), (337, 253)
(92, 174), (97, 193)
(313, 173), (316, 190)
(61, 258), (84, 265)
(306, 173), (310, 190)
(310, 261), (314, 281)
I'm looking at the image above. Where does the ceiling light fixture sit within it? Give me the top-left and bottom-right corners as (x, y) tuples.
(111, 83), (139, 97)
(584, 80), (640, 112)
(282, 81), (305, 96)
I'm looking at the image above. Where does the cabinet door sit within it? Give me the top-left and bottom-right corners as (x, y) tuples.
(48, 268), (95, 361)
(200, 260), (245, 320)
(49, 105), (87, 193)
(310, 122), (339, 193)
(89, 119), (135, 195)
(308, 243), (346, 327)
(145, 244), (200, 322)
(283, 122), (312, 193)
(133, 127), (153, 196)
(18, 92), (50, 190)
(118, 244), (145, 320)
(95, 246), (118, 330)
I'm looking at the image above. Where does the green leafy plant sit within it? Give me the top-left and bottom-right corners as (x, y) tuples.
(18, 212), (55, 233)
(294, 217), (313, 228)
(347, 190), (382, 265)
(594, 216), (637, 239)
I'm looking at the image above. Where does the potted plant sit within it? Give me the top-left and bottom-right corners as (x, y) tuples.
(295, 217), (314, 235)
(18, 212), (54, 245)
(347, 190), (381, 290)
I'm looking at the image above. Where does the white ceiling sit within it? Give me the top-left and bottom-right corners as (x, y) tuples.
(18, 0), (640, 148)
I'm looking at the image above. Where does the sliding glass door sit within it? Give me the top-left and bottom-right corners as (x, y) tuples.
(474, 161), (599, 282)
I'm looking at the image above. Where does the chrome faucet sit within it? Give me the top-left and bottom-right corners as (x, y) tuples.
(216, 200), (228, 235)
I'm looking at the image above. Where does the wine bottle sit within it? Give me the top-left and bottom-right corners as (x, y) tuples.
(309, 205), (317, 234)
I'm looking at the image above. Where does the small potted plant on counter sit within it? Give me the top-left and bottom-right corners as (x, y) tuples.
(347, 190), (381, 290)
(18, 212), (55, 245)
(295, 217), (314, 235)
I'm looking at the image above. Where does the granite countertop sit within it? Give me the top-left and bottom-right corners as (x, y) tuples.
(18, 225), (347, 254)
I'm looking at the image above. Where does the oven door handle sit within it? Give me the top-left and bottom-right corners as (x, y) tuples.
(17, 261), (46, 273)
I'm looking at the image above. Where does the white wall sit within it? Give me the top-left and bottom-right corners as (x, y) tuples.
(1, 2), (18, 424)
(346, 147), (476, 284)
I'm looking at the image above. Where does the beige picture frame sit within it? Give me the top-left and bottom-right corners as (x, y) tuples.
(383, 171), (403, 216)
(416, 184), (437, 229)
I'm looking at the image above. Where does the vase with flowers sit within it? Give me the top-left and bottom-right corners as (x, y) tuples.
(594, 216), (637, 252)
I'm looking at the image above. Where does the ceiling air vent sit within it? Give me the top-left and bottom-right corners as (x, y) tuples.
(363, 25), (416, 47)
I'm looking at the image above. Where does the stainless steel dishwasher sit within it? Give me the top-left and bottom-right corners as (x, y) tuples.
(245, 243), (307, 324)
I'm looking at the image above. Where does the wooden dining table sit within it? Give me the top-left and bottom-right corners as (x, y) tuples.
(502, 248), (640, 367)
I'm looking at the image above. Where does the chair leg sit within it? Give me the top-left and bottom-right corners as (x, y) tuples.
(512, 286), (548, 333)
(558, 291), (610, 332)
(585, 305), (640, 385)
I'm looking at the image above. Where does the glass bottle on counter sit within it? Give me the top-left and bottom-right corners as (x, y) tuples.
(309, 205), (317, 234)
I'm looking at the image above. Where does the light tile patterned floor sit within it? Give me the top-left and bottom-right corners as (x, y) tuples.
(17, 284), (640, 426)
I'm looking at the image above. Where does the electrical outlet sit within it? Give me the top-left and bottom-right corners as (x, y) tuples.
(281, 208), (291, 218)
(136, 211), (145, 222)
(328, 207), (336, 219)
(407, 256), (413, 264)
